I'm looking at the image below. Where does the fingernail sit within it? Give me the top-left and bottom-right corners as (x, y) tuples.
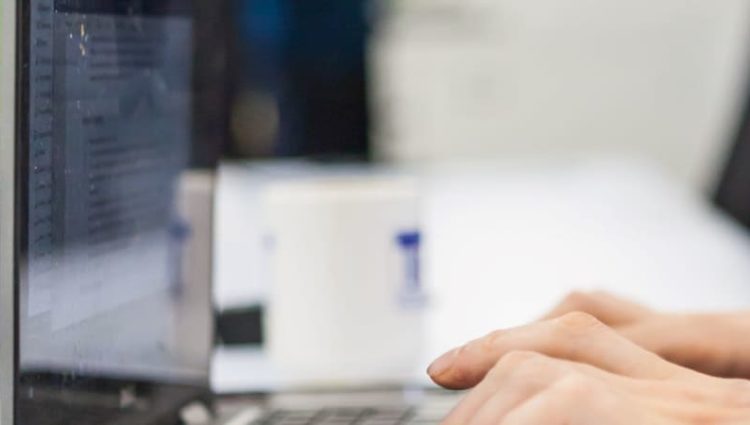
(428, 348), (459, 377)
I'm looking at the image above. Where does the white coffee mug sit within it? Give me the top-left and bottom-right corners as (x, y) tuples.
(261, 176), (426, 388)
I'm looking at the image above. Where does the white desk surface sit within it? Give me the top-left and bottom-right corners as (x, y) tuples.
(212, 158), (750, 394)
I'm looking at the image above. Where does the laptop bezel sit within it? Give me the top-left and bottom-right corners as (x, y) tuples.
(0, 0), (19, 423)
(5, 1), (217, 423)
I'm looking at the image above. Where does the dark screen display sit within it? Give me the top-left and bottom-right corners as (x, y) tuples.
(18, 0), (212, 423)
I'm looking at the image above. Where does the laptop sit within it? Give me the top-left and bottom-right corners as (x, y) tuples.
(0, 1), (456, 424)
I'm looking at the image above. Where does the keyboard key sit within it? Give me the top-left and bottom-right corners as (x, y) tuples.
(250, 404), (444, 425)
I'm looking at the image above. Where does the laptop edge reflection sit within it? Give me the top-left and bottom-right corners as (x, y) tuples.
(0, 0), (18, 422)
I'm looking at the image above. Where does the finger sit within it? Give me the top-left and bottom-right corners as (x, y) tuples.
(497, 378), (579, 425)
(565, 361), (750, 412)
(617, 317), (746, 380)
(460, 354), (628, 425)
(428, 312), (690, 390)
(494, 372), (728, 425)
(441, 352), (565, 425)
(462, 352), (685, 425)
(454, 355), (735, 425)
(499, 376), (635, 425)
(467, 382), (555, 425)
(541, 291), (653, 325)
(497, 391), (570, 425)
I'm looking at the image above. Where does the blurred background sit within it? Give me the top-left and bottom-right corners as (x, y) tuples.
(219, 0), (750, 191)
(207, 0), (750, 392)
(223, 0), (372, 160)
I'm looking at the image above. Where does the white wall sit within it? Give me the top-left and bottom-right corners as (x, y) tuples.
(371, 0), (750, 192)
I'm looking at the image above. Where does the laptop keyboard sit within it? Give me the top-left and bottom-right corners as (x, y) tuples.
(249, 406), (444, 425)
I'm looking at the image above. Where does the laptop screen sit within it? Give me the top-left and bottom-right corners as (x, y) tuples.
(14, 0), (214, 423)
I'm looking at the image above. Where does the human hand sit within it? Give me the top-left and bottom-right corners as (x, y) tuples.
(428, 312), (750, 424)
(541, 291), (750, 379)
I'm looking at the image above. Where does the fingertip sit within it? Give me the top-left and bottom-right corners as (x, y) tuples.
(427, 348), (466, 388)
(427, 348), (458, 376)
(427, 347), (483, 390)
(430, 377), (473, 391)
(428, 369), (474, 390)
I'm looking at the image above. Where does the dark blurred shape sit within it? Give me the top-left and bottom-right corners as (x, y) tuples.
(227, 0), (372, 160)
(216, 306), (264, 345)
(193, 0), (232, 168)
(715, 75), (750, 231)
